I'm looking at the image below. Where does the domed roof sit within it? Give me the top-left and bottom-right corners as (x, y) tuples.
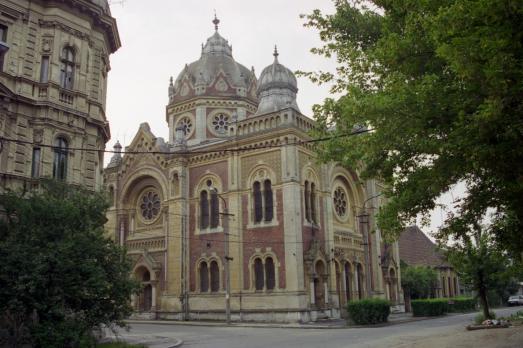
(169, 16), (257, 104)
(89, 0), (110, 14)
(255, 47), (300, 115)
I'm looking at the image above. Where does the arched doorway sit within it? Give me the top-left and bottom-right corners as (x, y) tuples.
(344, 262), (352, 302)
(314, 260), (326, 307)
(356, 263), (364, 299)
(135, 267), (153, 312)
(389, 268), (397, 303)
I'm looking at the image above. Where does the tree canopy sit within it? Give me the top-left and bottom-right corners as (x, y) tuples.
(445, 228), (521, 319)
(401, 264), (438, 300)
(0, 182), (138, 347)
(302, 0), (523, 256)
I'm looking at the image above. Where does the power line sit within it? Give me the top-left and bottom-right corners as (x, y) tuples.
(0, 128), (372, 156)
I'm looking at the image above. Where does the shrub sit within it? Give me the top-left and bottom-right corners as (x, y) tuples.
(474, 311), (496, 325)
(347, 299), (390, 325)
(448, 297), (476, 312)
(411, 299), (448, 316)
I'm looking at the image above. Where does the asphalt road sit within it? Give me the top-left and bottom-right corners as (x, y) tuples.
(113, 307), (523, 348)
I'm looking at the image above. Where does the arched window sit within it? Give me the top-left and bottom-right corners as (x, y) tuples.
(344, 263), (351, 301)
(53, 137), (68, 180)
(210, 261), (220, 292)
(200, 191), (209, 229)
(264, 180), (273, 222)
(310, 183), (316, 223)
(254, 258), (264, 290)
(108, 186), (115, 206)
(60, 47), (75, 89)
(210, 190), (219, 228)
(304, 181), (310, 222)
(357, 264), (364, 299)
(200, 262), (209, 292)
(253, 181), (263, 223)
(265, 257), (275, 290)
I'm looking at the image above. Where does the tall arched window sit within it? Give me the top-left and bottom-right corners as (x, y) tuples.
(264, 180), (273, 222)
(210, 261), (220, 292)
(254, 258), (264, 290)
(53, 137), (68, 180)
(200, 191), (209, 229)
(357, 264), (364, 299)
(210, 190), (219, 228)
(252, 179), (274, 224)
(200, 262), (209, 292)
(310, 183), (317, 223)
(265, 257), (275, 290)
(304, 181), (310, 222)
(344, 262), (351, 301)
(60, 47), (75, 89)
(253, 182), (263, 223)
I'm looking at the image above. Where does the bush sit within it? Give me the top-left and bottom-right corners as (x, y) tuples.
(347, 299), (390, 325)
(474, 311), (496, 324)
(448, 297), (476, 312)
(411, 299), (449, 316)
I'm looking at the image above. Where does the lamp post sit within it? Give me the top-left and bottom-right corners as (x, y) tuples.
(356, 192), (384, 298)
(210, 187), (234, 324)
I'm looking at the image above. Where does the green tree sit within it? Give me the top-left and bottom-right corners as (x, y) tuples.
(0, 182), (138, 347)
(401, 265), (438, 300)
(445, 227), (519, 319)
(301, 0), (523, 256)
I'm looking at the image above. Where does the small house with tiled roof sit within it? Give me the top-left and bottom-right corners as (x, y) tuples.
(399, 226), (460, 298)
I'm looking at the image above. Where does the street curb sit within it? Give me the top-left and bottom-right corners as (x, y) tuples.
(103, 335), (183, 348)
(124, 316), (434, 330)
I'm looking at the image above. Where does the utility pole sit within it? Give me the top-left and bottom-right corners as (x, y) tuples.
(211, 188), (234, 324)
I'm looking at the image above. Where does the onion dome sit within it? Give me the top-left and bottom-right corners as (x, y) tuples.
(255, 46), (300, 115)
(169, 16), (257, 104)
(107, 141), (122, 168)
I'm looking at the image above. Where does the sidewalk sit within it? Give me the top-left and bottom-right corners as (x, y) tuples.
(125, 312), (429, 330)
(101, 333), (183, 348)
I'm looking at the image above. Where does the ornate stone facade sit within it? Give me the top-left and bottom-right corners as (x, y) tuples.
(105, 18), (403, 322)
(0, 0), (120, 192)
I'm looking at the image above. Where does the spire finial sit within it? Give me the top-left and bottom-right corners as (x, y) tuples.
(212, 11), (220, 31)
(273, 45), (279, 61)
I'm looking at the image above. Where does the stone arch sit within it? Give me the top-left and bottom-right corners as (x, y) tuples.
(248, 250), (280, 291)
(314, 259), (327, 307)
(330, 167), (364, 229)
(247, 165), (278, 225)
(302, 166), (320, 224)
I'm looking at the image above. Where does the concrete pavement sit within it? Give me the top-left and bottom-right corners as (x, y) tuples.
(104, 307), (523, 348)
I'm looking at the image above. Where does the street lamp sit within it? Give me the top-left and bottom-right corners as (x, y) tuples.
(209, 187), (234, 324)
(356, 192), (383, 298)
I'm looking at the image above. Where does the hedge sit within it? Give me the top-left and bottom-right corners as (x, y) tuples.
(412, 297), (476, 316)
(411, 299), (448, 316)
(448, 297), (476, 312)
(347, 299), (391, 325)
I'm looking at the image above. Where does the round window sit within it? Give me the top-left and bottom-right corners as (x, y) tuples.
(333, 187), (348, 219)
(212, 113), (229, 134)
(140, 191), (161, 220)
(177, 116), (193, 138)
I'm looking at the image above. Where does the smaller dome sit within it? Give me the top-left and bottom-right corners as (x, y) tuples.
(255, 47), (300, 115)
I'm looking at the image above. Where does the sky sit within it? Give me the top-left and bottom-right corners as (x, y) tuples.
(106, 0), (337, 150)
(105, 0), (457, 236)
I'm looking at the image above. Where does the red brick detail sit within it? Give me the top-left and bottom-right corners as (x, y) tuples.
(242, 189), (286, 290)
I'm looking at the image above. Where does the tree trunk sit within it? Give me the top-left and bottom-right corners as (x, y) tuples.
(478, 285), (491, 319)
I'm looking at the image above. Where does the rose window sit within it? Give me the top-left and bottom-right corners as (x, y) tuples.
(212, 113), (229, 134)
(140, 191), (161, 220)
(178, 116), (193, 137)
(333, 187), (348, 218)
